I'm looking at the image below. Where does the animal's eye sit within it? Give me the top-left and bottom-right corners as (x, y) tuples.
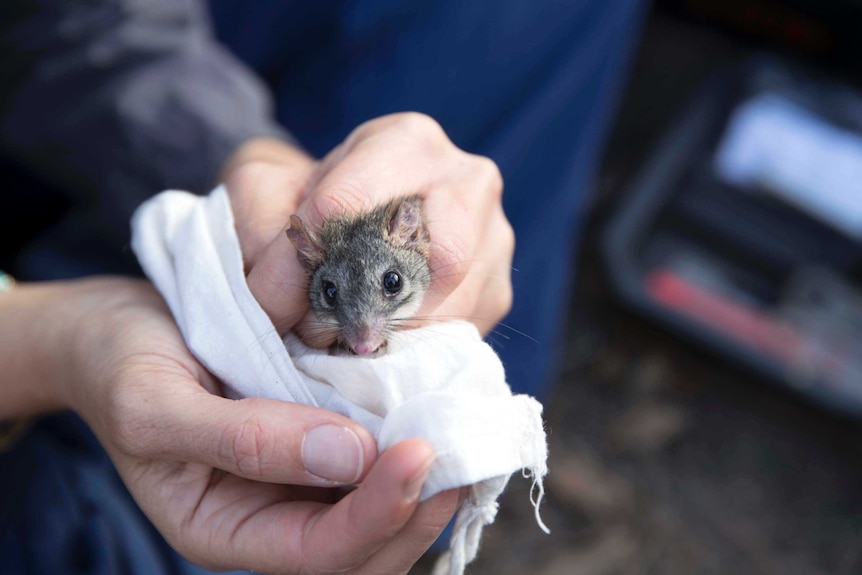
(383, 270), (402, 296)
(322, 281), (338, 306)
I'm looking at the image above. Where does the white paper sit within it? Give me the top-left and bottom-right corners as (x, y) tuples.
(715, 93), (862, 238)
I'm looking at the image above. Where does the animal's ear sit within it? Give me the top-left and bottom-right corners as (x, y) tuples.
(387, 195), (430, 256)
(286, 215), (325, 270)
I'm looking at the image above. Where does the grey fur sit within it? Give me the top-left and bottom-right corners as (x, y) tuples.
(287, 195), (432, 353)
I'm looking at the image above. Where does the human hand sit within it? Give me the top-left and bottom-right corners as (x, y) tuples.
(48, 277), (458, 574)
(222, 113), (515, 340)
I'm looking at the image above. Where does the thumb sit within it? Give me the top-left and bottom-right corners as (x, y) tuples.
(122, 388), (378, 486)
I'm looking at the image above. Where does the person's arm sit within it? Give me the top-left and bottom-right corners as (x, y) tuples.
(0, 0), (296, 240)
(0, 275), (459, 573)
(0, 2), (514, 342)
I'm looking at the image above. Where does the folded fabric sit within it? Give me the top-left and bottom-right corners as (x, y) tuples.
(130, 186), (548, 575)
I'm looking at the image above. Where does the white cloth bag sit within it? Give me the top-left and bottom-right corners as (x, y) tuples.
(130, 186), (549, 575)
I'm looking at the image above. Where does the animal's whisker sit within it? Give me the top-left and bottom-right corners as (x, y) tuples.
(388, 315), (539, 344)
(430, 270), (511, 284)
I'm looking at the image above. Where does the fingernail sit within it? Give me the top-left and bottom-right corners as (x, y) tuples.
(302, 425), (364, 484)
(404, 455), (435, 503)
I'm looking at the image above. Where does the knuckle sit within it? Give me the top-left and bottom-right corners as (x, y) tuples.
(350, 112), (401, 138)
(396, 111), (445, 137)
(392, 112), (451, 153)
(476, 155), (504, 197)
(226, 411), (271, 479)
(308, 180), (372, 221)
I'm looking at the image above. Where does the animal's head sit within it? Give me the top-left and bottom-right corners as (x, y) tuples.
(286, 195), (431, 355)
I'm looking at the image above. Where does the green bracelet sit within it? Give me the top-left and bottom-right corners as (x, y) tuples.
(0, 271), (14, 292)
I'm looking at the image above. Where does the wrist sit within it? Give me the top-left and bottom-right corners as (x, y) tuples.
(0, 279), (80, 418)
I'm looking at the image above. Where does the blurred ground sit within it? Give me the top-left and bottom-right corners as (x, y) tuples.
(417, 8), (862, 575)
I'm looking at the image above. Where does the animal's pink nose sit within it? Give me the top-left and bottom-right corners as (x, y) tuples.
(347, 324), (385, 356)
(351, 342), (379, 356)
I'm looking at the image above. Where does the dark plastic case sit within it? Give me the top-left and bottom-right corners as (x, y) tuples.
(602, 56), (862, 418)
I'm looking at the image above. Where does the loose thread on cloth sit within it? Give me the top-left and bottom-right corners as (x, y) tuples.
(526, 468), (551, 534)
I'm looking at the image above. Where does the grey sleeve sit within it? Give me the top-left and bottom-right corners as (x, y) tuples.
(0, 0), (294, 225)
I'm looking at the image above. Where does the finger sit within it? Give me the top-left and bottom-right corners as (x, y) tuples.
(220, 142), (317, 268)
(297, 438), (439, 573)
(148, 469), (335, 572)
(221, 150), (318, 334)
(198, 439), (438, 575)
(419, 153), (505, 312)
(353, 488), (460, 575)
(225, 159), (318, 335)
(110, 380), (378, 486)
(426, 202), (515, 335)
(224, 162), (305, 268)
(300, 113), (409, 202)
(245, 238), (311, 335)
(294, 113), (457, 228)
